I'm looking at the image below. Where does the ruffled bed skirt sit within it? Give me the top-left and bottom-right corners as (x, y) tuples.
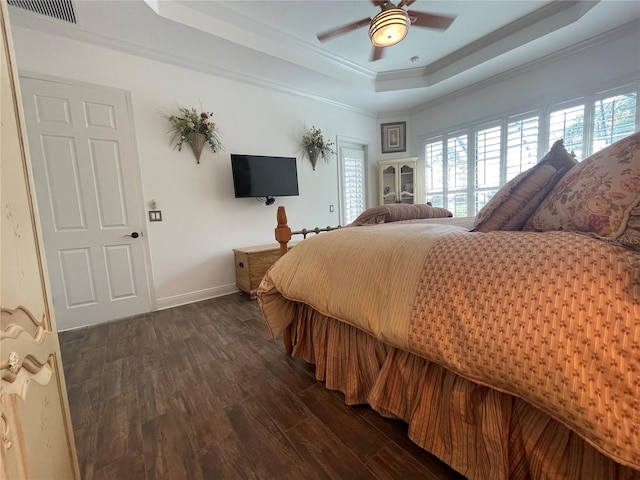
(288, 304), (638, 480)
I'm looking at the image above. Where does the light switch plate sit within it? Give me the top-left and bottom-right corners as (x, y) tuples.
(148, 210), (162, 222)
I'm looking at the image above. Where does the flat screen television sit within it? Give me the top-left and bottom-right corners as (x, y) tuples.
(230, 154), (299, 200)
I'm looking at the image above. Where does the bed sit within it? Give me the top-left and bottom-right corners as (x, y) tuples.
(257, 134), (640, 480)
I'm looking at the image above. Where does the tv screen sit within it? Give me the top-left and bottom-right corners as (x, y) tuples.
(230, 154), (299, 198)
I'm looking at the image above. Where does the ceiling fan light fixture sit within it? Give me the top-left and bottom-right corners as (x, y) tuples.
(369, 8), (409, 47)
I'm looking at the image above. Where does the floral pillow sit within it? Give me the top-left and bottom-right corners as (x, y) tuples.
(472, 140), (576, 232)
(524, 131), (640, 250)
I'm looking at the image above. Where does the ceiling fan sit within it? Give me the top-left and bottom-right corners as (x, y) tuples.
(316, 0), (456, 62)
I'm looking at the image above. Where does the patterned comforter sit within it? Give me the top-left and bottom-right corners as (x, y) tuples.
(258, 222), (640, 470)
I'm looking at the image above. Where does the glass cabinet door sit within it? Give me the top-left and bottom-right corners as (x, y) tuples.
(378, 158), (418, 205)
(399, 163), (414, 204)
(382, 165), (397, 204)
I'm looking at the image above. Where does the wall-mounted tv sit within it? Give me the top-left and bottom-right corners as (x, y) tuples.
(230, 154), (299, 202)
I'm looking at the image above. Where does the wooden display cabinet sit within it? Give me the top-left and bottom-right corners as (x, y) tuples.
(378, 157), (418, 205)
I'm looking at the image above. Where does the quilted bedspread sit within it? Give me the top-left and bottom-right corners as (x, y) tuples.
(258, 222), (640, 470)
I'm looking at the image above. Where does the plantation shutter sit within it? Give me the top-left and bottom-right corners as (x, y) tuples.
(424, 140), (444, 207)
(447, 134), (469, 217)
(475, 125), (501, 213)
(592, 92), (637, 153)
(340, 147), (366, 225)
(506, 115), (539, 180)
(548, 105), (585, 159)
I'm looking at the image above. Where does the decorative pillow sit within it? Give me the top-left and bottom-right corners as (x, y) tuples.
(472, 140), (577, 232)
(350, 203), (452, 226)
(524, 131), (640, 250)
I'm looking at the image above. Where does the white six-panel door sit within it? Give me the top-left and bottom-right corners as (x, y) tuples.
(20, 77), (151, 330)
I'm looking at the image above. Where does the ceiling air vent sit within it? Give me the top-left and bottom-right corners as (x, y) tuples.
(8, 0), (77, 24)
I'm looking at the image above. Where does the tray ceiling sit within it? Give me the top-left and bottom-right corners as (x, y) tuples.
(7, 0), (640, 114)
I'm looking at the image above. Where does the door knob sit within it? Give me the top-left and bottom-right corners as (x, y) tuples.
(125, 232), (140, 238)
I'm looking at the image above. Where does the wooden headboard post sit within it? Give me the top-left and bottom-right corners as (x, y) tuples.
(274, 206), (292, 353)
(272, 205), (342, 354)
(275, 206), (292, 256)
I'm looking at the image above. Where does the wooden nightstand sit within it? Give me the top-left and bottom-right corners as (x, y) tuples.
(233, 244), (289, 299)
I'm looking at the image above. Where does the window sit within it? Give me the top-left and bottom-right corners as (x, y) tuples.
(447, 134), (469, 217)
(475, 125), (501, 212)
(339, 145), (366, 225)
(506, 115), (538, 180)
(424, 133), (469, 215)
(592, 92), (637, 152)
(425, 140), (444, 208)
(548, 104), (584, 158)
(422, 85), (638, 217)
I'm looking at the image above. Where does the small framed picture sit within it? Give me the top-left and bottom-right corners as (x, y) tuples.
(381, 121), (406, 154)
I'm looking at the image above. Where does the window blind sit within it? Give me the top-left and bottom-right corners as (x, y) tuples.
(506, 116), (539, 180)
(592, 92), (637, 153)
(475, 125), (501, 212)
(340, 147), (366, 225)
(421, 85), (638, 217)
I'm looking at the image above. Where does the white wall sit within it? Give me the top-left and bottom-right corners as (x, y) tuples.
(373, 23), (640, 206)
(408, 24), (640, 151)
(12, 26), (376, 311)
(13, 21), (638, 317)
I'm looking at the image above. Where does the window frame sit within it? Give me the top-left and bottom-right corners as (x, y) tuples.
(586, 86), (638, 157)
(420, 83), (639, 217)
(474, 121), (502, 214)
(505, 110), (542, 182)
(336, 137), (368, 226)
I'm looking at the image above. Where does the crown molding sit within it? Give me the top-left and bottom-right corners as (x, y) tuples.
(145, 0), (377, 82)
(422, 1), (593, 79)
(407, 18), (640, 115)
(9, 10), (377, 117)
(374, 0), (597, 92)
(8, 2), (638, 117)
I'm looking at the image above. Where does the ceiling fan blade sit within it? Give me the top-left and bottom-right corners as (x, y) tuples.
(317, 17), (371, 43)
(406, 10), (456, 30)
(398, 0), (417, 7)
(371, 46), (385, 62)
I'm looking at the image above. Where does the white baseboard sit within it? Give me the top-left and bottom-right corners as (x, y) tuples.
(155, 284), (239, 311)
(56, 285), (241, 332)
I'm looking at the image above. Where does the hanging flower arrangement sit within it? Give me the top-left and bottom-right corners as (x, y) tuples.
(164, 106), (223, 163)
(301, 126), (335, 170)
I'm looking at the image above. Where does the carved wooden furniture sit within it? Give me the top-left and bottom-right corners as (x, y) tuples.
(378, 157), (417, 204)
(274, 205), (341, 255)
(1, 4), (79, 477)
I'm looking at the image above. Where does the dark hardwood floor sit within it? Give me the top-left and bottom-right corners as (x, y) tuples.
(59, 293), (466, 480)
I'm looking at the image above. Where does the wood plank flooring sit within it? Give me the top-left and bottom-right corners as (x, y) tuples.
(59, 293), (466, 480)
